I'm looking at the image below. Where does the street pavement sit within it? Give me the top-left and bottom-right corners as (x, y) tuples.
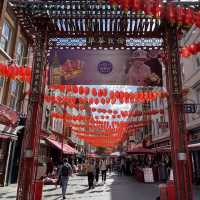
(0, 174), (199, 200)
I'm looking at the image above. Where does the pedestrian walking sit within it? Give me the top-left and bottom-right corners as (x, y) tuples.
(107, 158), (112, 175)
(100, 159), (107, 184)
(95, 160), (100, 183)
(120, 158), (125, 176)
(86, 160), (95, 189)
(59, 158), (72, 200)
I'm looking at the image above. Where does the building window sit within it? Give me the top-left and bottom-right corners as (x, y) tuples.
(9, 80), (19, 110)
(16, 40), (25, 65)
(0, 20), (12, 53)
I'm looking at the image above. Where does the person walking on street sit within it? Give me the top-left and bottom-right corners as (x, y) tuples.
(95, 160), (100, 184)
(100, 159), (107, 184)
(86, 160), (95, 189)
(59, 158), (72, 200)
(107, 158), (112, 175)
(120, 158), (125, 176)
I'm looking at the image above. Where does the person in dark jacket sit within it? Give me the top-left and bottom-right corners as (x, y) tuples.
(59, 158), (72, 199)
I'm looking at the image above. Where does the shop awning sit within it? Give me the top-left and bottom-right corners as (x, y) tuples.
(45, 137), (78, 155)
(127, 147), (155, 155)
(0, 104), (18, 127)
(110, 151), (121, 157)
(87, 153), (97, 158)
(0, 134), (9, 139)
(0, 125), (23, 140)
(188, 143), (200, 149)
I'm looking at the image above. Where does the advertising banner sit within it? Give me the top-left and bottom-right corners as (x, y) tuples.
(48, 49), (162, 86)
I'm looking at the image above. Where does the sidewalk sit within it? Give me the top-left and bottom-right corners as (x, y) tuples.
(0, 175), (199, 200)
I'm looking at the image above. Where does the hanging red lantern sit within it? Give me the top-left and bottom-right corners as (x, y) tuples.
(184, 8), (194, 25)
(84, 87), (90, 95)
(94, 98), (99, 105)
(89, 98), (94, 104)
(194, 11), (200, 28)
(101, 98), (106, 105)
(114, 91), (120, 99)
(79, 86), (84, 95)
(110, 90), (115, 99)
(155, 4), (164, 18)
(72, 85), (78, 93)
(92, 107), (96, 112)
(131, 0), (142, 11)
(121, 0), (129, 12)
(106, 98), (110, 104)
(167, 4), (177, 23)
(176, 6), (186, 24)
(103, 88), (107, 97)
(92, 88), (97, 96)
(181, 47), (190, 58)
(111, 98), (116, 104)
(98, 89), (103, 97)
(119, 91), (124, 99)
(188, 44), (198, 55)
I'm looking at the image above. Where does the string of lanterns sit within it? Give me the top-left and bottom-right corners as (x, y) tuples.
(44, 91), (168, 105)
(0, 63), (31, 82)
(108, 0), (200, 28)
(51, 112), (153, 124)
(180, 41), (200, 58)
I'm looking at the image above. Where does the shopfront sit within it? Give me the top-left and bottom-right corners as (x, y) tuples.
(188, 128), (200, 185)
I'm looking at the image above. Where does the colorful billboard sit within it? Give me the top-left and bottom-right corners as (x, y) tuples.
(48, 49), (163, 86)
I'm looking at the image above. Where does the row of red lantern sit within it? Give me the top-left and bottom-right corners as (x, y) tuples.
(73, 130), (121, 136)
(77, 134), (123, 147)
(48, 85), (168, 101)
(65, 120), (150, 133)
(0, 63), (31, 82)
(108, 1), (200, 28)
(51, 112), (151, 128)
(44, 92), (167, 106)
(51, 111), (154, 123)
(58, 101), (164, 116)
(65, 122), (126, 132)
(180, 42), (200, 58)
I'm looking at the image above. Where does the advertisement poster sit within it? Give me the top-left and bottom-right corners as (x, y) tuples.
(48, 49), (163, 86)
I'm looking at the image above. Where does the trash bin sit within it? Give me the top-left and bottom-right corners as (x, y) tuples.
(159, 184), (167, 200)
(32, 180), (43, 200)
(166, 181), (176, 200)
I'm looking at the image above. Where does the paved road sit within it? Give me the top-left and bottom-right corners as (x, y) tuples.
(0, 174), (200, 200)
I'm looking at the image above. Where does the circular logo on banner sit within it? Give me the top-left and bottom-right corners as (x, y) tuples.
(98, 61), (113, 74)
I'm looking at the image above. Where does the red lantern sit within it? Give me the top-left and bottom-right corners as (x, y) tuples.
(110, 90), (115, 99)
(106, 98), (110, 104)
(184, 8), (194, 25)
(92, 88), (97, 96)
(103, 88), (107, 97)
(167, 4), (177, 23)
(111, 98), (116, 104)
(79, 86), (84, 95)
(114, 91), (120, 99)
(176, 6), (186, 24)
(98, 89), (103, 97)
(84, 87), (90, 95)
(72, 85), (78, 93)
(89, 98), (94, 104)
(94, 98), (99, 105)
(101, 98), (106, 105)
(131, 0), (142, 11)
(194, 11), (200, 28)
(181, 47), (190, 58)
(188, 44), (198, 55)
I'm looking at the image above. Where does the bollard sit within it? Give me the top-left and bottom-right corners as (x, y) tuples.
(32, 180), (43, 200)
(166, 181), (176, 200)
(159, 184), (167, 200)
